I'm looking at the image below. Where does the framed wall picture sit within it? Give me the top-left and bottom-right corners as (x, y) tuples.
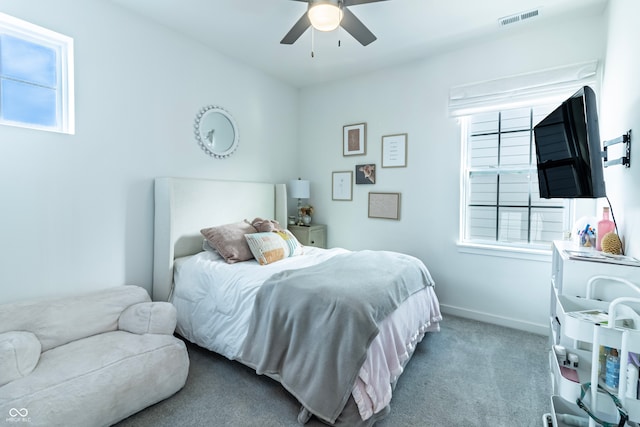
(332, 171), (353, 201)
(343, 123), (366, 156)
(381, 133), (408, 168)
(368, 192), (400, 220)
(355, 164), (375, 184)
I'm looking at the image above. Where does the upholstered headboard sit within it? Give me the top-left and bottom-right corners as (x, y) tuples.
(152, 177), (287, 301)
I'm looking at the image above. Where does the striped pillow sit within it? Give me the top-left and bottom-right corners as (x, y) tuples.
(245, 232), (288, 265)
(274, 229), (304, 257)
(244, 231), (303, 265)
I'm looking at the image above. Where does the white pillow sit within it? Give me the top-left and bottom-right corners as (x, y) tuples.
(202, 238), (218, 253)
(0, 331), (41, 386)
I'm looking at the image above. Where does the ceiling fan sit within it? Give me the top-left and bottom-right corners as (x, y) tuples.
(280, 0), (388, 47)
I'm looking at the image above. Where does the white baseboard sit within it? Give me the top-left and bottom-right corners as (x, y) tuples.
(440, 304), (549, 336)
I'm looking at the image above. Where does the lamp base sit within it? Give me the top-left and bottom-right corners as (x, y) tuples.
(296, 198), (303, 226)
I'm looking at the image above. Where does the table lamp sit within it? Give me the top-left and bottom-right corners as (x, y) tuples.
(288, 178), (310, 226)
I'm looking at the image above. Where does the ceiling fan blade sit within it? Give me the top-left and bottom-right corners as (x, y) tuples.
(280, 12), (311, 44)
(340, 7), (376, 46)
(344, 0), (388, 5)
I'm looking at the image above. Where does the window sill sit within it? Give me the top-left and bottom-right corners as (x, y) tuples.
(456, 241), (552, 262)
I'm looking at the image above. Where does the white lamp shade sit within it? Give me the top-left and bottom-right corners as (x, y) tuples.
(308, 3), (343, 32)
(288, 179), (310, 199)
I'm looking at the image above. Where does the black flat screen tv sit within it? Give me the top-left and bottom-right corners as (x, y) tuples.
(533, 86), (606, 199)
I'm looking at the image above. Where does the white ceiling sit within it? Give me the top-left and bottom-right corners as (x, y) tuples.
(109, 0), (608, 88)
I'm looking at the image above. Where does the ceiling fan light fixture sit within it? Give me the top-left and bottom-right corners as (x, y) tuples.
(308, 2), (343, 32)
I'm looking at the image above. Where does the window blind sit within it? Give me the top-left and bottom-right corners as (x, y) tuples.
(449, 60), (599, 117)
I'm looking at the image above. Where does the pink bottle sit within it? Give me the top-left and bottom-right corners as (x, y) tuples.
(596, 207), (615, 251)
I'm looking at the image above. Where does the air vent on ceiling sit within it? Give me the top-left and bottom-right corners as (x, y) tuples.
(499, 8), (540, 27)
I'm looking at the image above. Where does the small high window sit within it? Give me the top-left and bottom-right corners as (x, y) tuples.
(0, 12), (74, 134)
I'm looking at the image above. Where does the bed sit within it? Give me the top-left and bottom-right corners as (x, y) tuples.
(153, 177), (441, 426)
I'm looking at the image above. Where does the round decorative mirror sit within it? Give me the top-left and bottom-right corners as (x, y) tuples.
(194, 105), (239, 158)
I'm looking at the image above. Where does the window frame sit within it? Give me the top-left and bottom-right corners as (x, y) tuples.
(458, 104), (572, 256)
(0, 12), (74, 134)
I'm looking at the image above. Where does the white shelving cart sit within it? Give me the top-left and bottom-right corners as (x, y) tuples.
(547, 241), (640, 427)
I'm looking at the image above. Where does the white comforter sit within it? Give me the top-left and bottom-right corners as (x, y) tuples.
(171, 247), (441, 421)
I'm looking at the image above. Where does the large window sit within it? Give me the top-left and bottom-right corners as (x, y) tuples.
(461, 105), (570, 250)
(0, 12), (74, 133)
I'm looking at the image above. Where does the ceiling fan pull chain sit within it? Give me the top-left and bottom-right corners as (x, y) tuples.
(311, 27), (315, 58)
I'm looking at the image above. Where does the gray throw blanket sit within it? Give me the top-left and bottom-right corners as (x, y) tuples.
(239, 250), (434, 424)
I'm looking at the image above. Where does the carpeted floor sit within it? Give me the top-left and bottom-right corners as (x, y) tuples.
(116, 315), (550, 427)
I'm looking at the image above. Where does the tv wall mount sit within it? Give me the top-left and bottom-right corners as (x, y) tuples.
(602, 129), (631, 168)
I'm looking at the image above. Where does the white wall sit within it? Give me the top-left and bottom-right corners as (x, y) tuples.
(299, 12), (607, 333)
(0, 0), (299, 303)
(600, 0), (640, 260)
(3, 1), (634, 335)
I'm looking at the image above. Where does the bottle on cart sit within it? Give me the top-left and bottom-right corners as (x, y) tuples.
(605, 348), (620, 390)
(596, 207), (615, 251)
(599, 346), (608, 379)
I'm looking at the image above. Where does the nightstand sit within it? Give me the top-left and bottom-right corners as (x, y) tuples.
(288, 224), (327, 249)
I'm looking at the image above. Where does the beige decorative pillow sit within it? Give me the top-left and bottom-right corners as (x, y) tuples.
(275, 229), (304, 257)
(201, 221), (258, 263)
(245, 230), (304, 265)
(245, 232), (289, 265)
